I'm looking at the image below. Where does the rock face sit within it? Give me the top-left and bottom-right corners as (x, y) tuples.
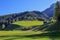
(42, 3), (55, 17)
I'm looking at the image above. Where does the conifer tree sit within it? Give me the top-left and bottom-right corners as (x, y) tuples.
(53, 1), (60, 21)
(45, 1), (60, 32)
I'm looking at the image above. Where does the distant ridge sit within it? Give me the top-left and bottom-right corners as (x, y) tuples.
(0, 3), (56, 22)
(0, 11), (49, 23)
(42, 3), (55, 17)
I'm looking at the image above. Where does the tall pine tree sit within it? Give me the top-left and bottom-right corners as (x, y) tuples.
(45, 1), (60, 32)
(53, 1), (60, 21)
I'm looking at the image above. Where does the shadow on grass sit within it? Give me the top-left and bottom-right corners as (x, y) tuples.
(5, 24), (22, 30)
(0, 32), (60, 40)
(25, 32), (60, 37)
(25, 32), (60, 40)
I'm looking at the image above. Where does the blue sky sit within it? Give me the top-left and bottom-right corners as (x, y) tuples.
(0, 0), (57, 16)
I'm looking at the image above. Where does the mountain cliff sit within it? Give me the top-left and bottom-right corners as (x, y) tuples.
(42, 3), (55, 17)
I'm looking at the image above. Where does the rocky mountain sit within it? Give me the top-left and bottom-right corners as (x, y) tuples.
(16, 11), (48, 21)
(42, 3), (55, 17)
(0, 3), (56, 23)
(0, 11), (49, 23)
(0, 3), (56, 22)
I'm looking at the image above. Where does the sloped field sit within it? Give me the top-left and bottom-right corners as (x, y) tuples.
(13, 21), (43, 28)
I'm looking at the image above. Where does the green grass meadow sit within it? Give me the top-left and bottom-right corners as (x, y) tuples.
(13, 21), (43, 28)
(0, 31), (60, 40)
(0, 21), (60, 40)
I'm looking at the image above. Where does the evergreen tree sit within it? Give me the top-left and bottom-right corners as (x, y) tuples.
(45, 1), (60, 32)
(53, 1), (60, 21)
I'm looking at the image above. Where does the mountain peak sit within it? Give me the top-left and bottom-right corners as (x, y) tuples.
(57, 0), (60, 1)
(0, 11), (49, 22)
(42, 3), (55, 17)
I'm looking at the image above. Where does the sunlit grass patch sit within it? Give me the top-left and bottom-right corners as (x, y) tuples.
(13, 21), (43, 28)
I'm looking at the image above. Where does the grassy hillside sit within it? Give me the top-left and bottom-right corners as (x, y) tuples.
(0, 31), (60, 40)
(12, 21), (43, 28)
(0, 31), (42, 40)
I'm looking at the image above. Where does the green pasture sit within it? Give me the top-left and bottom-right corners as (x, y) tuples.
(13, 21), (43, 28)
(0, 31), (60, 40)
